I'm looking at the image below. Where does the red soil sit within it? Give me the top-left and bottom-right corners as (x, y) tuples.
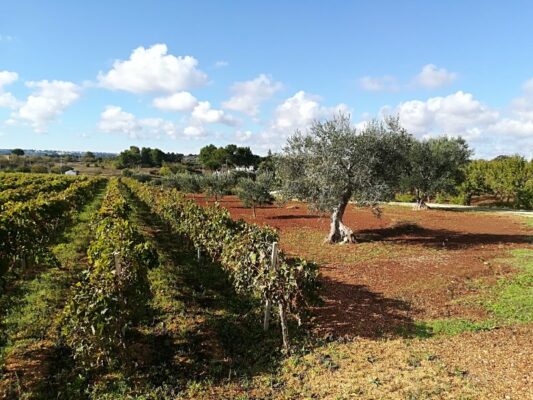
(191, 195), (533, 338)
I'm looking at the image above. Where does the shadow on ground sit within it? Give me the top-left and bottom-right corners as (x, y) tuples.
(311, 273), (416, 339)
(357, 222), (532, 250)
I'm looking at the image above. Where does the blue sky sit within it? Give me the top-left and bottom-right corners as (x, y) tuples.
(1, 1), (533, 158)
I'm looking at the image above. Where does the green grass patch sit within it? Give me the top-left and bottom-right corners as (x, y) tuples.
(485, 248), (533, 323)
(401, 247), (533, 339)
(399, 319), (496, 338)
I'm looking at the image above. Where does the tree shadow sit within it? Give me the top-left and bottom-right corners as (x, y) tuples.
(311, 273), (416, 340)
(356, 222), (532, 250)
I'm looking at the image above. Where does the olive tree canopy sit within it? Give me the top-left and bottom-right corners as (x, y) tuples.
(402, 137), (471, 208)
(277, 113), (412, 243)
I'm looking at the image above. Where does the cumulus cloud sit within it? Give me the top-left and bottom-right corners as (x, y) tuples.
(257, 90), (349, 151)
(413, 64), (457, 89)
(0, 70), (19, 109)
(359, 84), (533, 158)
(152, 91), (198, 112)
(395, 91), (498, 138)
(360, 64), (457, 92)
(271, 91), (348, 133)
(183, 125), (207, 138)
(98, 105), (180, 139)
(98, 44), (208, 93)
(191, 101), (239, 126)
(223, 74), (282, 116)
(13, 80), (80, 132)
(98, 105), (211, 139)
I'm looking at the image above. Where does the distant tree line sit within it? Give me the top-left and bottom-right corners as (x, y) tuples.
(115, 146), (184, 169)
(459, 155), (533, 209)
(198, 144), (260, 170)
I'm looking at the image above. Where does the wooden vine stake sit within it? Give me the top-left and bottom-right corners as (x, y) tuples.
(265, 242), (290, 351)
(263, 242), (278, 331)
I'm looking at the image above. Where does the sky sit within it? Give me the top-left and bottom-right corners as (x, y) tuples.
(1, 0), (533, 158)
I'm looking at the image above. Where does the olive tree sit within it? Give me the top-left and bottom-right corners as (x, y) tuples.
(402, 137), (471, 209)
(202, 172), (235, 202)
(236, 172), (274, 217)
(277, 114), (412, 243)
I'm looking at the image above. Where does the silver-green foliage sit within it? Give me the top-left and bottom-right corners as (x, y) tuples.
(277, 113), (412, 242)
(236, 172), (274, 217)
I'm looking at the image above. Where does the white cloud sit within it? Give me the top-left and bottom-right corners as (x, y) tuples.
(98, 44), (208, 93)
(362, 84), (533, 158)
(413, 64), (457, 89)
(0, 70), (19, 109)
(359, 75), (399, 92)
(360, 64), (457, 92)
(191, 101), (239, 126)
(214, 60), (229, 68)
(13, 80), (80, 132)
(257, 91), (349, 151)
(0, 34), (13, 42)
(395, 91), (498, 138)
(153, 91), (198, 112)
(223, 74), (282, 116)
(98, 105), (180, 139)
(183, 125), (207, 138)
(271, 91), (349, 132)
(0, 70), (17, 87)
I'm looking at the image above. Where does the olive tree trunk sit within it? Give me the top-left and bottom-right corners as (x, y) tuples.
(328, 192), (355, 243)
(414, 189), (429, 210)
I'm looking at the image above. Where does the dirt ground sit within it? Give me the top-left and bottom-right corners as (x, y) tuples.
(192, 195), (532, 337)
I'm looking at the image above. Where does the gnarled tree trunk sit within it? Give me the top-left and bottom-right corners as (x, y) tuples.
(414, 190), (429, 210)
(328, 192), (356, 243)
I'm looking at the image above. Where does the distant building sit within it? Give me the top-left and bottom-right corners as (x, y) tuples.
(65, 169), (79, 176)
(235, 165), (255, 172)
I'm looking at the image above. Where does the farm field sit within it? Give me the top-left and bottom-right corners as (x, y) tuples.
(0, 175), (531, 399)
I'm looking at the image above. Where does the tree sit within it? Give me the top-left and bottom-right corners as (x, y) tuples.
(11, 148), (24, 156)
(150, 148), (165, 167)
(486, 155), (531, 205)
(402, 137), (471, 209)
(236, 172), (274, 217)
(199, 144), (260, 170)
(83, 151), (96, 163)
(277, 114), (412, 243)
(228, 145), (259, 167)
(199, 144), (223, 170)
(202, 172), (235, 201)
(140, 147), (152, 167)
(459, 160), (491, 205)
(116, 147), (141, 169)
